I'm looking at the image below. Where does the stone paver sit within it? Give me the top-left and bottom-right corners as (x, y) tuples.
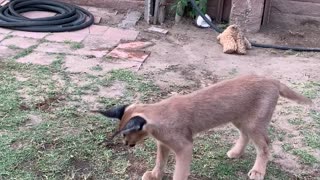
(64, 55), (141, 74)
(45, 32), (88, 43)
(11, 31), (49, 39)
(88, 25), (109, 35)
(103, 27), (139, 41)
(106, 41), (153, 62)
(45, 25), (109, 43)
(0, 45), (19, 60)
(1, 36), (39, 49)
(0, 34), (5, 41)
(83, 34), (119, 50)
(21, 11), (56, 19)
(35, 42), (107, 58)
(0, 27), (12, 34)
(107, 48), (150, 62)
(16, 52), (57, 65)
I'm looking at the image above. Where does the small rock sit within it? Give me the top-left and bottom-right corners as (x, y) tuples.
(147, 26), (168, 34)
(117, 41), (154, 50)
(118, 11), (142, 29)
(107, 48), (150, 62)
(94, 16), (102, 24)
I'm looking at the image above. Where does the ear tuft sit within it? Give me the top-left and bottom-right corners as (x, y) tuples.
(91, 105), (128, 119)
(121, 116), (146, 134)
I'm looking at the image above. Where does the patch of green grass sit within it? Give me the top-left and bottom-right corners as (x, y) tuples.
(3, 35), (13, 40)
(288, 118), (304, 126)
(300, 81), (320, 99)
(309, 110), (320, 126)
(99, 69), (160, 102)
(228, 68), (238, 76)
(7, 45), (20, 50)
(269, 125), (287, 141)
(303, 131), (320, 149)
(282, 143), (294, 152)
(50, 54), (65, 71)
(90, 65), (103, 72)
(292, 149), (318, 165)
(64, 41), (84, 50)
(11, 45), (37, 60)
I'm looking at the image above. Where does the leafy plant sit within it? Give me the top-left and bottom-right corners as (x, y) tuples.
(171, 0), (207, 19)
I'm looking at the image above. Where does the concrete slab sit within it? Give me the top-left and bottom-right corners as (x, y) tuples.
(0, 45), (19, 60)
(16, 52), (57, 65)
(83, 34), (119, 50)
(45, 31), (89, 43)
(35, 42), (107, 58)
(11, 31), (49, 39)
(0, 27), (12, 34)
(1, 36), (39, 49)
(88, 25), (110, 35)
(103, 27), (139, 41)
(0, 34), (5, 41)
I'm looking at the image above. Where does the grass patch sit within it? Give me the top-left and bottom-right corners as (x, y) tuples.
(300, 81), (320, 99)
(90, 65), (103, 72)
(303, 131), (320, 149)
(64, 41), (84, 50)
(288, 118), (304, 126)
(7, 45), (20, 50)
(292, 149), (318, 165)
(11, 45), (37, 60)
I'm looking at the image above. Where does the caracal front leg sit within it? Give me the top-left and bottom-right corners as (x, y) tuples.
(142, 141), (170, 180)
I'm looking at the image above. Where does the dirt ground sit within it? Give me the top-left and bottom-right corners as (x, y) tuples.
(0, 6), (320, 180)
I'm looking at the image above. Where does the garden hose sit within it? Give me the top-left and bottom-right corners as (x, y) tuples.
(0, 0), (94, 32)
(189, 0), (320, 52)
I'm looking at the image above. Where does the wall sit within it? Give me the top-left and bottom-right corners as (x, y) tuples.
(268, 0), (320, 27)
(61, 0), (144, 10)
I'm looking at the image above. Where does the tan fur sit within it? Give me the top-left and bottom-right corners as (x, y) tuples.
(217, 25), (252, 55)
(115, 75), (312, 180)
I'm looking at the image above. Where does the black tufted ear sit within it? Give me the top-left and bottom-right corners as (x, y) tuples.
(91, 105), (128, 119)
(121, 116), (146, 134)
(110, 116), (146, 139)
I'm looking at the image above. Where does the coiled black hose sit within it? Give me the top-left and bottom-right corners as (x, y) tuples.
(0, 0), (94, 32)
(189, 0), (320, 52)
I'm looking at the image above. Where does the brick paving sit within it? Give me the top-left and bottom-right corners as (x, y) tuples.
(0, 46), (20, 60)
(35, 42), (107, 58)
(1, 36), (39, 49)
(17, 52), (57, 65)
(0, 34), (5, 41)
(0, 10), (144, 75)
(45, 32), (89, 43)
(11, 31), (49, 39)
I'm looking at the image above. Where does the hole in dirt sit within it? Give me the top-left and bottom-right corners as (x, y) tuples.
(10, 140), (28, 150)
(19, 103), (31, 111)
(69, 158), (93, 178)
(99, 140), (128, 152)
